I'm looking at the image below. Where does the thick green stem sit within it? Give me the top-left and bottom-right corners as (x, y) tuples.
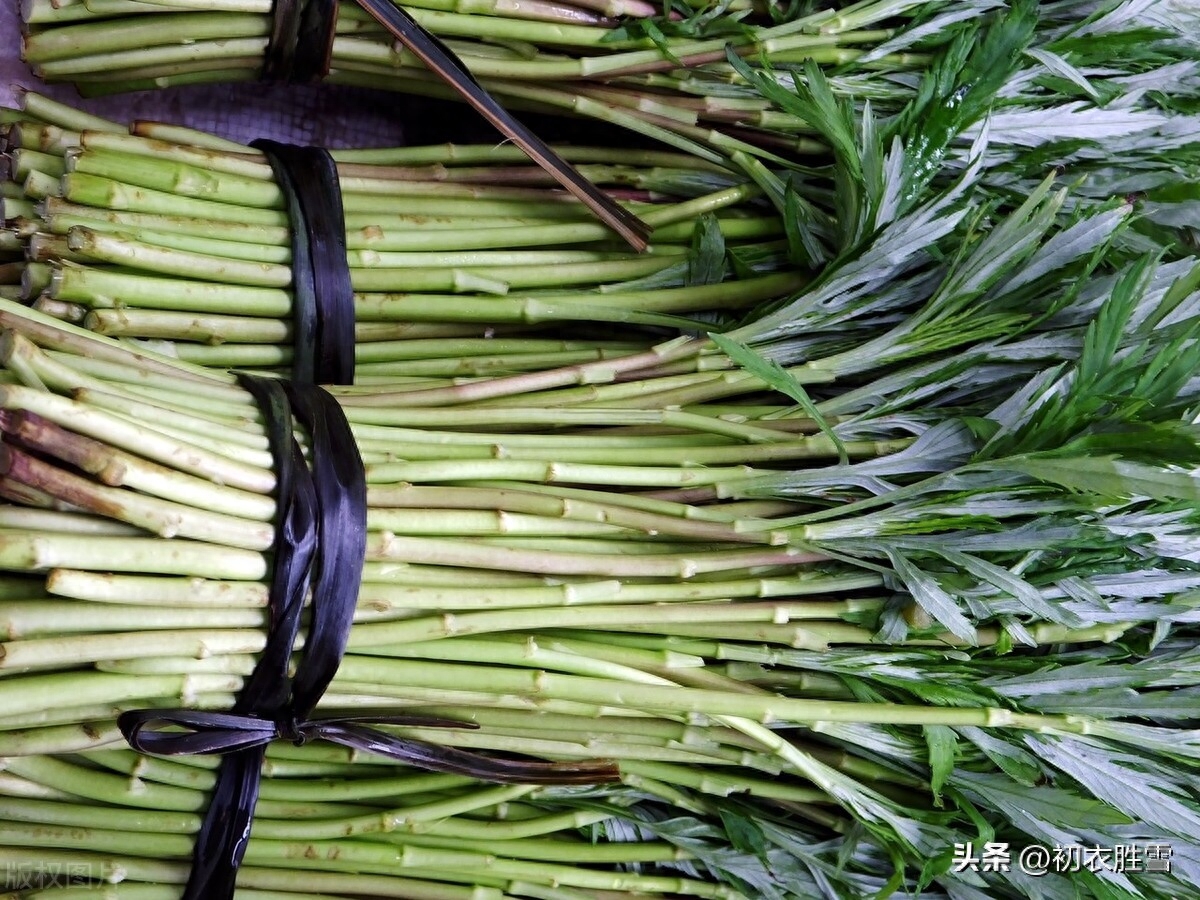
(331, 656), (1088, 732)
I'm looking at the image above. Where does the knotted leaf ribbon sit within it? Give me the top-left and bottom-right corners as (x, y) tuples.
(263, 0), (338, 83)
(251, 142), (355, 386)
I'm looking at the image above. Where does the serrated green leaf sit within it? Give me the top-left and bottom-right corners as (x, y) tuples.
(957, 769), (1134, 833)
(1021, 687), (1200, 720)
(1011, 455), (1200, 502)
(924, 724), (958, 806)
(1024, 46), (1101, 100)
(710, 331), (849, 464)
(894, 0), (1037, 208)
(718, 807), (770, 863)
(782, 176), (826, 268)
(957, 727), (1043, 787)
(1028, 736), (1200, 847)
(882, 548), (977, 643)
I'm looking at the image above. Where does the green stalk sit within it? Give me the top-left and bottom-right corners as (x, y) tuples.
(0, 672), (243, 719)
(44, 570), (267, 607)
(0, 847), (512, 899)
(345, 603), (870, 649)
(7, 120), (796, 367)
(0, 601), (264, 639)
(361, 532), (821, 576)
(0, 385), (273, 488)
(331, 656), (1085, 731)
(0, 444), (274, 549)
(0, 532), (266, 579)
(0, 799), (689, 865)
(65, 227), (683, 291)
(354, 432), (904, 466)
(0, 629), (268, 670)
(0, 508), (140, 536)
(0, 822), (742, 897)
(78, 130), (729, 174)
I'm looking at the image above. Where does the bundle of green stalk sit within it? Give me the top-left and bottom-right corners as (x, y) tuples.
(10, 0), (1200, 376)
(0, 92), (800, 376)
(3, 107), (1200, 896)
(16, 0), (1200, 189)
(15, 0), (937, 165)
(4, 5), (1200, 896)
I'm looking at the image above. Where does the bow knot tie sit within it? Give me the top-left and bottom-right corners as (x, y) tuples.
(118, 707), (619, 784)
(116, 376), (617, 900)
(275, 712), (306, 747)
(119, 708), (470, 757)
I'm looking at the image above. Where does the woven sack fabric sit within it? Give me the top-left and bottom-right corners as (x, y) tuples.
(0, 2), (410, 146)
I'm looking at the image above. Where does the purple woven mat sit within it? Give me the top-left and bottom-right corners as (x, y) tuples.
(1, 1), (410, 146)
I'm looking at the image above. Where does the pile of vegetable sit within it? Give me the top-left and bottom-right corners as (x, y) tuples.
(2, 189), (1200, 897)
(17, 0), (936, 164)
(0, 93), (796, 374)
(19, 0), (1200, 176)
(3, 1), (1200, 899)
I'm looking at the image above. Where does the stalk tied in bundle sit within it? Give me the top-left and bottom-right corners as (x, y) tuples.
(258, 0), (653, 248)
(94, 372), (618, 900)
(350, 0), (652, 250)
